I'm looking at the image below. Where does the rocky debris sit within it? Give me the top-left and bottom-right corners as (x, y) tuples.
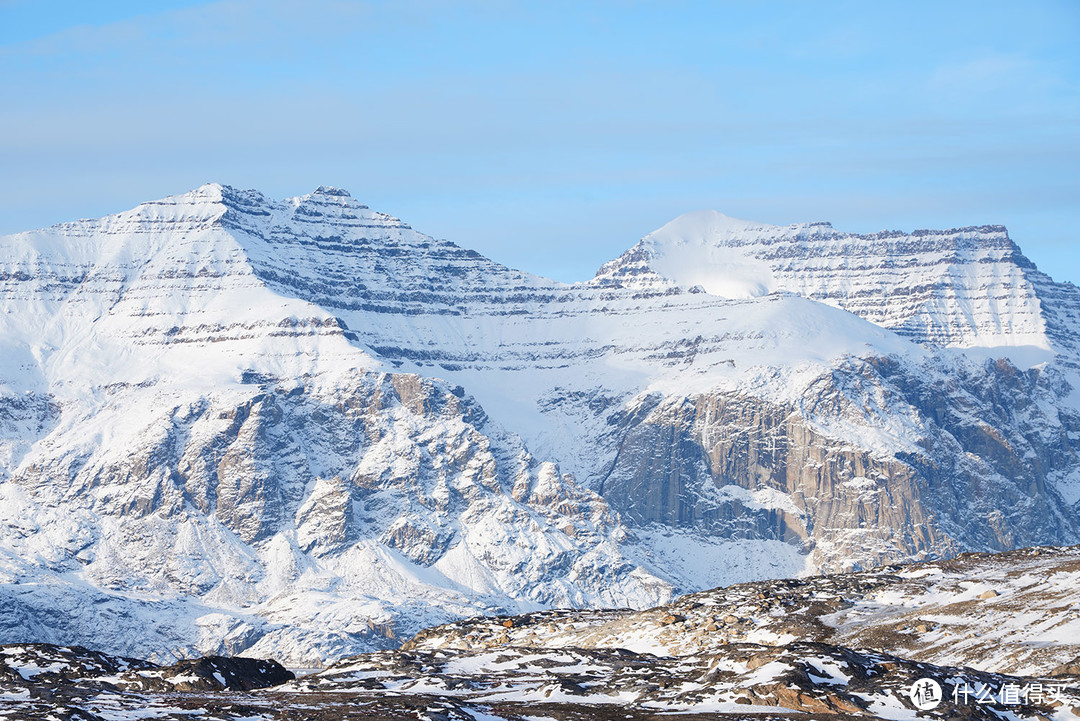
(1052, 657), (1080, 678)
(3, 545), (1080, 719)
(0, 643), (291, 696)
(115, 655), (294, 692)
(0, 644), (299, 720)
(403, 544), (1080, 677)
(1, 644), (1077, 720)
(283, 640), (1079, 720)
(0, 643), (155, 685)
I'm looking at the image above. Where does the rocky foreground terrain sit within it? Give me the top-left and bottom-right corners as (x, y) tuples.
(3, 545), (1078, 720)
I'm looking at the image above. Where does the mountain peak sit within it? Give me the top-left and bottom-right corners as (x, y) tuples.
(591, 210), (785, 299)
(645, 210), (840, 248)
(312, 186), (351, 197)
(648, 209), (779, 243)
(591, 209), (1060, 351)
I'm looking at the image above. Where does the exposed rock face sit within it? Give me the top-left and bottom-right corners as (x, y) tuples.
(1, 184), (1079, 664)
(602, 356), (1080, 571)
(0, 371), (657, 666)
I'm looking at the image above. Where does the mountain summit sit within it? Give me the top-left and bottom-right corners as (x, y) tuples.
(596, 208), (1068, 353)
(1, 185), (1079, 665)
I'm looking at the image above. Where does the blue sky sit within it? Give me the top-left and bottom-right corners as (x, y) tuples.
(2, 0), (1077, 283)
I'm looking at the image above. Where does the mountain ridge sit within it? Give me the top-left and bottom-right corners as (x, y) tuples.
(1, 184), (1078, 665)
(596, 206), (1062, 354)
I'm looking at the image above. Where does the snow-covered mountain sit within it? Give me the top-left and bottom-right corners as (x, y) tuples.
(595, 210), (1077, 355)
(1, 184), (1078, 665)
